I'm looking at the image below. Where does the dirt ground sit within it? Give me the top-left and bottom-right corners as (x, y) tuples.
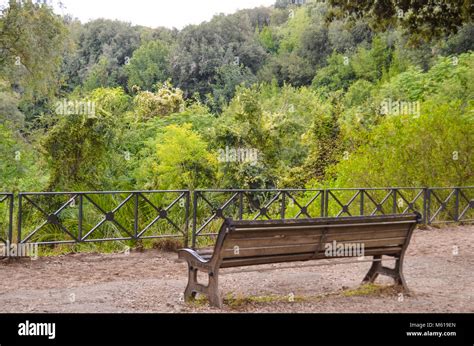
(0, 225), (473, 313)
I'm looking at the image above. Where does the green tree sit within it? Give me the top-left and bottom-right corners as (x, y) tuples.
(215, 83), (335, 188)
(133, 81), (184, 121)
(442, 23), (474, 55)
(0, 123), (46, 191)
(328, 20), (355, 53)
(210, 63), (257, 111)
(0, 0), (68, 100)
(89, 87), (131, 117)
(328, 0), (474, 44)
(135, 124), (218, 190)
(258, 26), (278, 53)
(299, 24), (331, 68)
(82, 56), (118, 91)
(278, 6), (312, 54)
(312, 52), (356, 93)
(330, 101), (473, 187)
(125, 40), (170, 91)
(41, 109), (115, 190)
(170, 11), (266, 98)
(0, 80), (24, 128)
(351, 35), (392, 83)
(66, 19), (142, 89)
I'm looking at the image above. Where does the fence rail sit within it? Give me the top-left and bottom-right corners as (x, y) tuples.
(324, 188), (426, 221)
(191, 187), (473, 247)
(0, 193), (14, 245)
(17, 190), (190, 246)
(0, 187), (472, 248)
(192, 189), (324, 248)
(426, 187), (474, 224)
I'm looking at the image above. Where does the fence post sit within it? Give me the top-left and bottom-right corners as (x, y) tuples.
(454, 188), (460, 222)
(133, 193), (138, 239)
(192, 191), (198, 249)
(17, 194), (22, 243)
(392, 189), (397, 214)
(424, 188), (430, 225)
(184, 191), (190, 247)
(78, 194), (83, 241)
(8, 194), (13, 244)
(280, 191), (286, 219)
(324, 190), (329, 217)
(238, 191), (243, 220)
(320, 190), (325, 218)
(360, 189), (364, 216)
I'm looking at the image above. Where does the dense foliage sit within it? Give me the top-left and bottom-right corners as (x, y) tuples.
(0, 0), (473, 193)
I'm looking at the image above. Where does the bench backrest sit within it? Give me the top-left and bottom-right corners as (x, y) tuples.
(212, 213), (421, 268)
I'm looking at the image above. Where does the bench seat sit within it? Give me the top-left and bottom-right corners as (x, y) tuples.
(179, 213), (421, 308)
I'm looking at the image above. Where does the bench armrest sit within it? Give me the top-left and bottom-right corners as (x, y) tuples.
(178, 248), (212, 269)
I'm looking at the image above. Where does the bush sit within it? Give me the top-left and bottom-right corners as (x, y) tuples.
(330, 100), (474, 187)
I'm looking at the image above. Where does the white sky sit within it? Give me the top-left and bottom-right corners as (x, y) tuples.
(52, 0), (276, 29)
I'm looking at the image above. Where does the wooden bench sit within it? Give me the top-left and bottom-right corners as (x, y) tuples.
(178, 213), (421, 308)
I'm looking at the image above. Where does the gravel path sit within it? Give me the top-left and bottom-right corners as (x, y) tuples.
(0, 225), (473, 313)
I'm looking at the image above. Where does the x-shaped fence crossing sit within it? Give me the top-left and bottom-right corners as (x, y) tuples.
(0, 187), (472, 247)
(192, 189), (324, 247)
(16, 191), (190, 245)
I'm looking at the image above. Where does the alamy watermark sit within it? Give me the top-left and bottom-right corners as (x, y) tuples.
(217, 146), (259, 166)
(380, 98), (420, 118)
(325, 240), (365, 258)
(18, 320), (55, 339)
(55, 99), (96, 117)
(0, 241), (38, 259)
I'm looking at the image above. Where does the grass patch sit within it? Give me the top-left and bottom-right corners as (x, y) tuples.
(186, 284), (402, 310)
(151, 238), (184, 252)
(341, 283), (400, 297)
(188, 295), (209, 307)
(37, 241), (132, 257)
(34, 237), (184, 257)
(187, 292), (307, 309)
(224, 293), (306, 308)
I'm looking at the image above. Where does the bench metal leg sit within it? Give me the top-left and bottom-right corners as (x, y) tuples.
(394, 257), (409, 291)
(362, 255), (409, 292)
(207, 270), (223, 308)
(184, 266), (198, 302)
(183, 266), (223, 308)
(362, 255), (382, 283)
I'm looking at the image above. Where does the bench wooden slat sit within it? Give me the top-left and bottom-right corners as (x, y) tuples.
(228, 223), (411, 239)
(229, 215), (417, 228)
(231, 221), (415, 233)
(200, 234), (407, 260)
(227, 225), (409, 240)
(222, 237), (406, 259)
(219, 247), (404, 268)
(226, 228), (409, 246)
(324, 229), (407, 242)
